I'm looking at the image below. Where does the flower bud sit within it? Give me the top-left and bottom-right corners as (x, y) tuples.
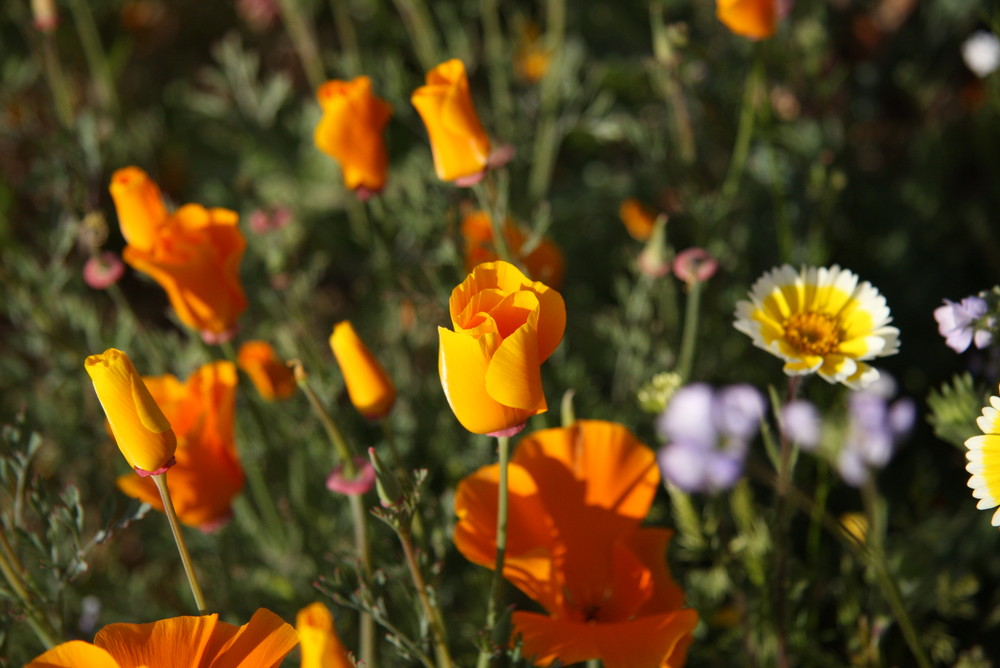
(368, 447), (404, 508)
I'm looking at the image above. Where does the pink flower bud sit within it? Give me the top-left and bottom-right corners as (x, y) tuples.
(673, 247), (718, 284)
(83, 252), (125, 290)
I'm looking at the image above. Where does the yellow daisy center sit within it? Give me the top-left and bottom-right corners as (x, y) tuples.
(784, 311), (841, 356)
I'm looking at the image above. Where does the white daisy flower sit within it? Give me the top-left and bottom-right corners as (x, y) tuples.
(734, 265), (900, 389)
(966, 393), (1000, 526)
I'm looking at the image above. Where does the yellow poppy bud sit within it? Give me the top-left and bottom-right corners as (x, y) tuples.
(237, 340), (296, 401)
(296, 603), (353, 668)
(716, 0), (777, 40)
(314, 76), (392, 196)
(84, 348), (177, 475)
(329, 321), (396, 419)
(619, 198), (659, 242)
(411, 59), (492, 184)
(439, 261), (565, 435)
(108, 166), (168, 252)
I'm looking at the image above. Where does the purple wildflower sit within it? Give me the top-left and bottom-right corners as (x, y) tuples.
(934, 296), (993, 353)
(782, 400), (822, 450)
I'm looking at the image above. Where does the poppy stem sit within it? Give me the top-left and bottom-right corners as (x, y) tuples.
(473, 177), (515, 265)
(477, 434), (511, 668)
(675, 279), (703, 382)
(399, 522), (454, 668)
(151, 473), (207, 614)
(720, 47), (764, 202)
(0, 531), (60, 649)
(528, 0), (566, 203)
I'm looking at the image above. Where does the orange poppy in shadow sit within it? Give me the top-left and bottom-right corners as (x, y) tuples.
(461, 211), (565, 289)
(455, 420), (698, 667)
(116, 361), (243, 531)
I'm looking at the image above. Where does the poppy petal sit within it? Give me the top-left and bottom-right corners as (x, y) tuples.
(26, 641), (120, 668)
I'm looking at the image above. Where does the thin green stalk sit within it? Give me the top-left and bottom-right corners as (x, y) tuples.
(473, 177), (514, 265)
(527, 0), (566, 203)
(481, 0), (513, 140)
(675, 279), (703, 382)
(0, 531), (59, 648)
(104, 282), (165, 369)
(399, 523), (453, 668)
(329, 0), (362, 76)
(275, 0), (325, 90)
(294, 366), (375, 666)
(477, 435), (511, 668)
(40, 33), (74, 130)
(720, 51), (763, 202)
(151, 473), (207, 613)
(66, 0), (118, 112)
(392, 0), (439, 71)
(650, 3), (695, 165)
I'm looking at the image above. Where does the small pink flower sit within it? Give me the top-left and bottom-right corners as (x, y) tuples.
(199, 326), (239, 346)
(248, 206), (293, 234)
(673, 247), (718, 284)
(326, 457), (376, 496)
(83, 252), (125, 289)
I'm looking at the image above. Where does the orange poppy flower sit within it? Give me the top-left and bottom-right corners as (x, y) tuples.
(109, 167), (248, 340)
(619, 198), (659, 242)
(461, 210), (565, 289)
(439, 261), (565, 436)
(237, 340), (296, 401)
(411, 59), (492, 184)
(296, 603), (353, 668)
(26, 608), (298, 667)
(716, 0), (777, 40)
(116, 361), (244, 530)
(314, 76), (392, 196)
(84, 348), (177, 475)
(329, 321), (396, 419)
(454, 420), (699, 667)
(514, 21), (550, 83)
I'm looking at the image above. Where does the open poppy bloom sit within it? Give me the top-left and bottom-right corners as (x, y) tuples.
(116, 361), (244, 530)
(329, 321), (396, 420)
(85, 348), (177, 476)
(237, 340), (296, 401)
(314, 76), (392, 197)
(26, 608), (298, 667)
(455, 420), (698, 667)
(716, 0), (778, 40)
(411, 59), (492, 185)
(439, 261), (565, 436)
(461, 210), (565, 288)
(109, 167), (247, 341)
(734, 265), (900, 390)
(296, 603), (353, 668)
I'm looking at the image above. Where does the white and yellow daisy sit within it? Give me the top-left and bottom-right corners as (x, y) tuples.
(734, 265), (899, 389)
(966, 393), (1000, 526)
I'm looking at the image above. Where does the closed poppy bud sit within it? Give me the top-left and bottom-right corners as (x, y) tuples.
(411, 59), (492, 185)
(329, 321), (396, 419)
(85, 348), (176, 475)
(297, 603), (353, 668)
(237, 340), (296, 400)
(716, 0), (778, 40)
(109, 167), (248, 340)
(619, 198), (659, 242)
(314, 76), (392, 197)
(439, 261), (566, 436)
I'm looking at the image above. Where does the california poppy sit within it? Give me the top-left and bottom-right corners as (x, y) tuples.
(619, 198), (659, 242)
(461, 210), (565, 289)
(439, 261), (565, 436)
(716, 0), (778, 40)
(411, 59), (492, 184)
(109, 167), (247, 340)
(296, 603), (354, 668)
(329, 321), (396, 420)
(454, 420), (699, 667)
(116, 361), (244, 530)
(84, 348), (177, 476)
(237, 340), (296, 401)
(314, 76), (392, 197)
(26, 608), (298, 667)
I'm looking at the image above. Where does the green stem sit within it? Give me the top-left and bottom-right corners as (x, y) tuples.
(40, 32), (74, 130)
(275, 0), (325, 90)
(527, 0), (566, 202)
(675, 279), (703, 382)
(295, 371), (356, 475)
(151, 473), (207, 613)
(329, 0), (362, 76)
(392, 0), (439, 71)
(0, 531), (59, 649)
(721, 51), (763, 202)
(481, 0), (513, 140)
(399, 523), (453, 668)
(477, 435), (511, 668)
(650, 4), (695, 165)
(66, 0), (119, 113)
(473, 177), (514, 265)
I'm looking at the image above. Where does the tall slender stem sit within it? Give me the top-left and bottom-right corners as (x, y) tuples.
(0, 531), (60, 648)
(473, 177), (514, 265)
(675, 280), (703, 382)
(481, 0), (513, 141)
(477, 435), (511, 668)
(151, 473), (207, 613)
(527, 0), (566, 202)
(392, 0), (439, 71)
(721, 51), (763, 202)
(399, 523), (453, 668)
(66, 0), (119, 113)
(275, 0), (325, 90)
(330, 0), (362, 76)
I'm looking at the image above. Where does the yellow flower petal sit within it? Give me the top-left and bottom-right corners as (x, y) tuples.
(314, 76), (392, 193)
(329, 321), (396, 419)
(85, 349), (177, 473)
(26, 640), (121, 668)
(109, 166), (167, 252)
(296, 603), (353, 668)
